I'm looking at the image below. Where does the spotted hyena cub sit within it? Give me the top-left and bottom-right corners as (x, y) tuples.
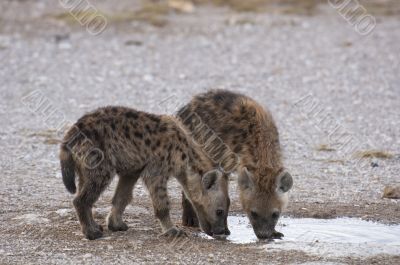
(60, 106), (229, 240)
(177, 90), (293, 239)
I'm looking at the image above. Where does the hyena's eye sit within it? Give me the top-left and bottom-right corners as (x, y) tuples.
(216, 209), (224, 217)
(250, 211), (258, 219)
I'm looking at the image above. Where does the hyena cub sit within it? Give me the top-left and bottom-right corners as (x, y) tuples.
(60, 106), (229, 240)
(177, 90), (293, 239)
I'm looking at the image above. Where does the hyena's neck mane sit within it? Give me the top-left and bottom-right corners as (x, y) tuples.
(241, 99), (283, 191)
(168, 116), (213, 202)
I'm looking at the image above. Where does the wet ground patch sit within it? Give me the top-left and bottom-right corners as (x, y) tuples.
(200, 215), (400, 258)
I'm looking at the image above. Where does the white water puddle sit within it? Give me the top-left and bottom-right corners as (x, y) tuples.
(201, 216), (400, 258)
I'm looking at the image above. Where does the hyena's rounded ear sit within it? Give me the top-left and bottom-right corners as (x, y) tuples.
(276, 171), (293, 194)
(202, 169), (222, 191)
(238, 167), (255, 191)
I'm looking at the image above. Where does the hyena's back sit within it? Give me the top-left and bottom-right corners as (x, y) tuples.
(177, 89), (282, 175)
(60, 107), (169, 194)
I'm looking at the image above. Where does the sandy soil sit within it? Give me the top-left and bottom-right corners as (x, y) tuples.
(1, 0), (399, 264)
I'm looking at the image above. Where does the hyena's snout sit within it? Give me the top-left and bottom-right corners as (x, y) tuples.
(255, 228), (284, 240)
(210, 217), (228, 237)
(200, 219), (226, 237)
(252, 222), (278, 239)
(211, 226), (226, 236)
(254, 229), (273, 239)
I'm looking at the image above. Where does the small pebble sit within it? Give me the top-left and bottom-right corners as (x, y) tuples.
(125, 40), (143, 46)
(371, 162), (379, 167)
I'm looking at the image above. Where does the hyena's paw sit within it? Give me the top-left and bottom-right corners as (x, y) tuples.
(272, 231), (284, 239)
(84, 226), (103, 240)
(161, 227), (187, 238)
(107, 217), (129, 232)
(224, 227), (231, 235)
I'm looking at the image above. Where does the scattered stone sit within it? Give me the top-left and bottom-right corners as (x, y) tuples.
(382, 185), (400, 199)
(82, 253), (93, 259)
(142, 74), (154, 82)
(125, 40), (143, 46)
(55, 208), (72, 217)
(342, 41), (352, 47)
(58, 42), (72, 50)
(13, 214), (50, 224)
(371, 161), (379, 167)
(54, 33), (70, 43)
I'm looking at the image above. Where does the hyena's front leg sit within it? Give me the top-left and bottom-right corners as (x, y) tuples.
(143, 175), (186, 237)
(181, 192), (199, 227)
(107, 172), (140, 232)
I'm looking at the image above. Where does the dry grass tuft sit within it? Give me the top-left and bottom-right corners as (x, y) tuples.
(52, 1), (170, 28)
(218, 0), (267, 12)
(225, 17), (257, 26)
(131, 1), (170, 27)
(280, 0), (321, 15)
(194, 0), (322, 15)
(53, 10), (105, 25)
(354, 150), (394, 159)
(51, 0), (400, 27)
(44, 138), (61, 145)
(29, 130), (57, 138)
(315, 144), (336, 152)
(325, 159), (345, 164)
(364, 0), (400, 16)
(195, 0), (400, 16)
(29, 130), (61, 145)
(312, 158), (345, 164)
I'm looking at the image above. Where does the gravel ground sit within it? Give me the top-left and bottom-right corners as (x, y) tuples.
(1, 0), (399, 264)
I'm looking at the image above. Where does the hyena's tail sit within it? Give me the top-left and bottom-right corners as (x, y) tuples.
(60, 145), (77, 194)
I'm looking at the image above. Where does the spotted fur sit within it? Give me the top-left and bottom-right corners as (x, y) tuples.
(177, 90), (293, 239)
(60, 106), (229, 240)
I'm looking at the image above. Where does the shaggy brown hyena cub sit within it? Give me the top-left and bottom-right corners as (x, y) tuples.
(60, 106), (229, 240)
(177, 90), (293, 239)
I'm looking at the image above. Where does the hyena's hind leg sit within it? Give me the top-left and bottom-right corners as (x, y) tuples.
(107, 170), (141, 232)
(142, 174), (186, 237)
(73, 169), (112, 240)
